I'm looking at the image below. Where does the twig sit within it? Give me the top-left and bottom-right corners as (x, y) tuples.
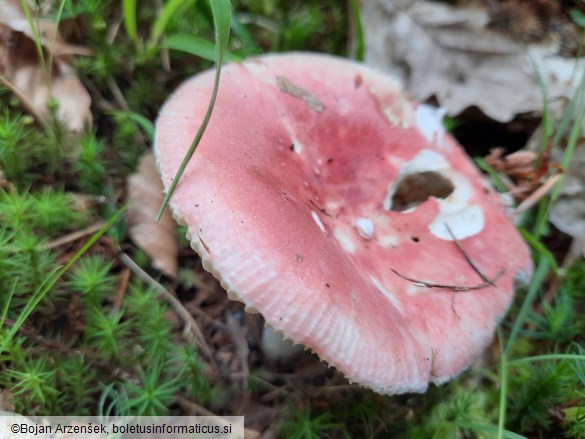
(185, 303), (226, 331)
(85, 80), (116, 111)
(175, 395), (259, 439)
(308, 200), (332, 217)
(175, 394), (217, 416)
(118, 252), (218, 375)
(113, 267), (131, 309)
(45, 221), (106, 249)
(514, 173), (562, 215)
(444, 223), (494, 285)
(107, 13), (124, 45)
(225, 313), (250, 391)
(390, 223), (505, 291)
(107, 76), (129, 111)
(260, 384), (294, 404)
(390, 268), (505, 292)
(229, 371), (279, 390)
(0, 75), (48, 126)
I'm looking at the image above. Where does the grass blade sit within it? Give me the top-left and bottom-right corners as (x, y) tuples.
(533, 68), (585, 238)
(150, 0), (196, 45)
(122, 0), (138, 43)
(474, 157), (509, 192)
(457, 421), (526, 439)
(529, 54), (553, 144)
(348, 0), (365, 61)
(211, 0), (232, 56)
(1, 278), (18, 328)
(157, 0), (231, 220)
(46, 0), (68, 86)
(164, 33), (241, 63)
(111, 110), (155, 141)
(497, 327), (509, 439)
(505, 257), (550, 356)
(230, 13), (262, 56)
(19, 1), (47, 76)
(519, 228), (558, 274)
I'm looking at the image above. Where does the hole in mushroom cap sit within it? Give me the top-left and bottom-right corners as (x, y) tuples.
(389, 171), (455, 212)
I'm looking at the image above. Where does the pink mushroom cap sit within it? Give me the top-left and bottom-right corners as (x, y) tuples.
(154, 53), (532, 394)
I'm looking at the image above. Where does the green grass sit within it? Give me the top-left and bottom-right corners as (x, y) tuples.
(0, 0), (584, 437)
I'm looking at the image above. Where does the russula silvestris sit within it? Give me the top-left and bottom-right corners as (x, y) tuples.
(154, 53), (532, 394)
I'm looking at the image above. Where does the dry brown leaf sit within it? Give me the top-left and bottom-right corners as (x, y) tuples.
(127, 152), (178, 278)
(362, 0), (585, 122)
(0, 0), (92, 131)
(1, 0), (91, 56)
(549, 142), (585, 257)
(518, 121), (585, 257)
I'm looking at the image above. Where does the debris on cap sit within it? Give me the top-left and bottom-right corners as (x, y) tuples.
(154, 53), (532, 394)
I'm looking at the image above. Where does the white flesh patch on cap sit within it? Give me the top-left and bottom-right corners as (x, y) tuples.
(383, 149), (485, 240)
(430, 172), (485, 240)
(355, 217), (374, 239)
(311, 210), (326, 233)
(379, 234), (399, 248)
(372, 216), (399, 248)
(378, 235), (400, 248)
(406, 283), (427, 295)
(370, 276), (403, 312)
(435, 173), (472, 212)
(382, 94), (415, 129)
(416, 105), (448, 146)
(325, 199), (341, 216)
(292, 140), (303, 153)
(333, 227), (356, 253)
(429, 204), (484, 240)
(400, 149), (449, 173)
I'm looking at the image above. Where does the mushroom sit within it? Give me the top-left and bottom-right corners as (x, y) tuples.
(154, 53), (532, 394)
